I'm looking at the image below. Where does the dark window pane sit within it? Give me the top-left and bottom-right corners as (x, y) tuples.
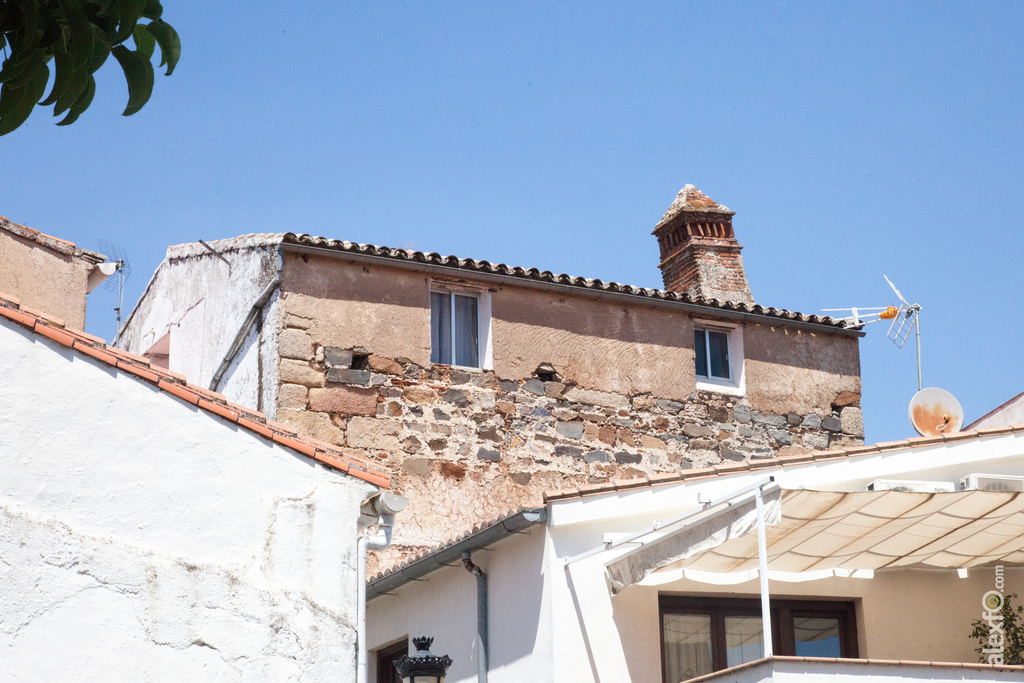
(663, 613), (713, 682)
(724, 615), (764, 668)
(794, 616), (841, 658)
(430, 292), (451, 364)
(694, 329), (708, 377)
(707, 330), (730, 379)
(453, 294), (479, 367)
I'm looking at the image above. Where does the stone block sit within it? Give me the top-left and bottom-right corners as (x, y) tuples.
(690, 438), (718, 451)
(533, 406), (552, 418)
(617, 429), (635, 447)
(614, 452), (642, 464)
(833, 391), (861, 407)
(440, 462), (466, 479)
(822, 416), (842, 432)
(499, 379), (519, 392)
(683, 423), (713, 438)
(477, 447), (501, 462)
(786, 412), (802, 426)
(563, 387), (630, 410)
(442, 388), (469, 407)
(368, 355), (403, 375)
(279, 328), (314, 360)
(279, 359), (325, 388)
(403, 458), (432, 476)
(733, 405), (751, 423)
(276, 409), (343, 445)
(496, 400), (516, 415)
(657, 398), (685, 413)
(640, 435), (667, 451)
(544, 382), (567, 398)
(283, 313), (313, 329)
(802, 432), (829, 450)
(472, 391), (496, 411)
(478, 426), (501, 442)
(428, 438), (448, 451)
(402, 386), (437, 404)
(738, 424), (754, 438)
(753, 412), (787, 428)
(346, 416), (400, 449)
(554, 445), (582, 458)
(326, 368), (371, 385)
(584, 450), (610, 463)
(278, 383), (308, 410)
(583, 423), (600, 441)
(709, 406), (731, 423)
(840, 406), (864, 436)
(721, 447), (747, 462)
(683, 403), (708, 418)
(324, 347), (353, 367)
(450, 369), (471, 385)
(535, 433), (557, 443)
(556, 421), (585, 439)
(769, 430), (793, 446)
(631, 395), (655, 410)
(523, 379), (546, 395)
(433, 408), (450, 420)
(801, 413), (822, 429)
(510, 472), (532, 485)
(308, 386), (378, 415)
(471, 373), (500, 389)
(598, 425), (617, 445)
(386, 401), (403, 417)
(401, 435), (422, 453)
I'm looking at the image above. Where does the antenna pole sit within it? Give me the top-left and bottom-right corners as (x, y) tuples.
(914, 307), (922, 391)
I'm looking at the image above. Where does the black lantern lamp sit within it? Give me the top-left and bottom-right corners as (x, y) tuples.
(393, 636), (453, 683)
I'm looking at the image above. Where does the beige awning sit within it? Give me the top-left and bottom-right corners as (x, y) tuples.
(608, 489), (1024, 593)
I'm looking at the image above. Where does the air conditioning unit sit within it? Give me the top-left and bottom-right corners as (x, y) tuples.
(960, 474), (1024, 492)
(868, 479), (956, 493)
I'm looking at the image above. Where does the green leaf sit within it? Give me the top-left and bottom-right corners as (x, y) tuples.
(0, 48), (41, 84)
(111, 44), (152, 116)
(96, 0), (116, 19)
(15, 0), (39, 51)
(145, 19), (179, 75)
(57, 73), (95, 126)
(2, 50), (45, 88)
(52, 54), (90, 116)
(132, 24), (154, 59)
(113, 0), (146, 43)
(58, 0), (96, 69)
(142, 0), (163, 21)
(39, 50), (72, 107)
(0, 61), (49, 135)
(88, 25), (111, 73)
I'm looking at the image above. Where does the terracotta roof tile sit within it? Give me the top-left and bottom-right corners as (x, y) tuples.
(0, 295), (390, 488)
(542, 421), (1024, 503)
(0, 215), (106, 263)
(160, 233), (858, 333)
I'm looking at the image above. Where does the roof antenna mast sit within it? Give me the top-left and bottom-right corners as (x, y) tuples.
(823, 275), (923, 391)
(96, 240), (131, 348)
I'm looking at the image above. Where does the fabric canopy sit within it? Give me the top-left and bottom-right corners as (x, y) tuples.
(608, 489), (1024, 594)
(606, 487), (782, 594)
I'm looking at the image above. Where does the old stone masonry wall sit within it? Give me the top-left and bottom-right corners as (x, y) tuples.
(275, 317), (864, 569)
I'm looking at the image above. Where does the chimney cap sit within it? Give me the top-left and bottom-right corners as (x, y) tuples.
(656, 184), (733, 230)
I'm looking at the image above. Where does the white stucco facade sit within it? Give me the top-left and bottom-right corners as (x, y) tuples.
(0, 318), (377, 681)
(367, 433), (1024, 683)
(119, 240), (280, 414)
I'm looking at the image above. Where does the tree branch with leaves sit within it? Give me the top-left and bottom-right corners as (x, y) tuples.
(0, 0), (180, 135)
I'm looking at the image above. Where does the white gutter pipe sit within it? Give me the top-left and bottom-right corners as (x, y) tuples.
(357, 492), (409, 683)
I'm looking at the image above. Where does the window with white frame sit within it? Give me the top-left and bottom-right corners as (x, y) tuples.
(693, 321), (744, 395)
(430, 289), (485, 368)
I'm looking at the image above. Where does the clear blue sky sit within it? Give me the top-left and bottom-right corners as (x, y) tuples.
(3, 2), (1022, 445)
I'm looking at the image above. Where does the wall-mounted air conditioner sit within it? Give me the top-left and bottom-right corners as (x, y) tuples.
(960, 473), (1024, 492)
(868, 479), (956, 493)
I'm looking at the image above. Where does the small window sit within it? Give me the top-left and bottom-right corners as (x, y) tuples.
(660, 596), (857, 682)
(694, 327), (730, 381)
(431, 290), (480, 367)
(376, 640), (408, 683)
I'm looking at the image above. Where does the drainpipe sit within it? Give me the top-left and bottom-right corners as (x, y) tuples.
(462, 552), (488, 683)
(357, 492), (409, 683)
(209, 248), (283, 392)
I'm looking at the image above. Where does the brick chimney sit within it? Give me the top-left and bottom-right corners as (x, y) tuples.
(652, 185), (754, 304)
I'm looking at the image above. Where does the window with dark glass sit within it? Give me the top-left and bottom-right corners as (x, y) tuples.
(660, 597), (857, 682)
(376, 640), (408, 683)
(430, 291), (480, 367)
(694, 327), (730, 381)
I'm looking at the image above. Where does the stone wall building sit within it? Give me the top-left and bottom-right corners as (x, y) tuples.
(120, 186), (866, 569)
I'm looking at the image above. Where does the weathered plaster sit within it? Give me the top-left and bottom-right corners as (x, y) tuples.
(0, 229), (92, 329)
(0, 319), (377, 681)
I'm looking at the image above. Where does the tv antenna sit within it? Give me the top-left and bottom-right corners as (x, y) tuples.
(823, 275), (923, 391)
(96, 240), (131, 348)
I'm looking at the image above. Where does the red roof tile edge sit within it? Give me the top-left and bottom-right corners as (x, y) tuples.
(543, 423), (1024, 503)
(0, 295), (390, 488)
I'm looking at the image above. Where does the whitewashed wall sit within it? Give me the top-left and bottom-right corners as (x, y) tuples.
(0, 319), (377, 681)
(366, 526), (552, 683)
(119, 243), (280, 414)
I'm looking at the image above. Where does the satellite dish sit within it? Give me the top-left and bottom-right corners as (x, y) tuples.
(909, 387), (963, 437)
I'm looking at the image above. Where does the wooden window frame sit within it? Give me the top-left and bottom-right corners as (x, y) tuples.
(659, 596), (858, 682)
(376, 639), (408, 683)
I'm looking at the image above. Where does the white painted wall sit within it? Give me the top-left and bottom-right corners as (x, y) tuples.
(371, 435), (1024, 683)
(366, 526), (553, 683)
(0, 319), (377, 681)
(969, 392), (1024, 431)
(119, 242), (280, 413)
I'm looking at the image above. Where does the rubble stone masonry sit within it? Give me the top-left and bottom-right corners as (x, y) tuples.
(273, 311), (865, 573)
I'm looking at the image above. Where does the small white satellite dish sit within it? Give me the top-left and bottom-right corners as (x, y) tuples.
(909, 387), (963, 437)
